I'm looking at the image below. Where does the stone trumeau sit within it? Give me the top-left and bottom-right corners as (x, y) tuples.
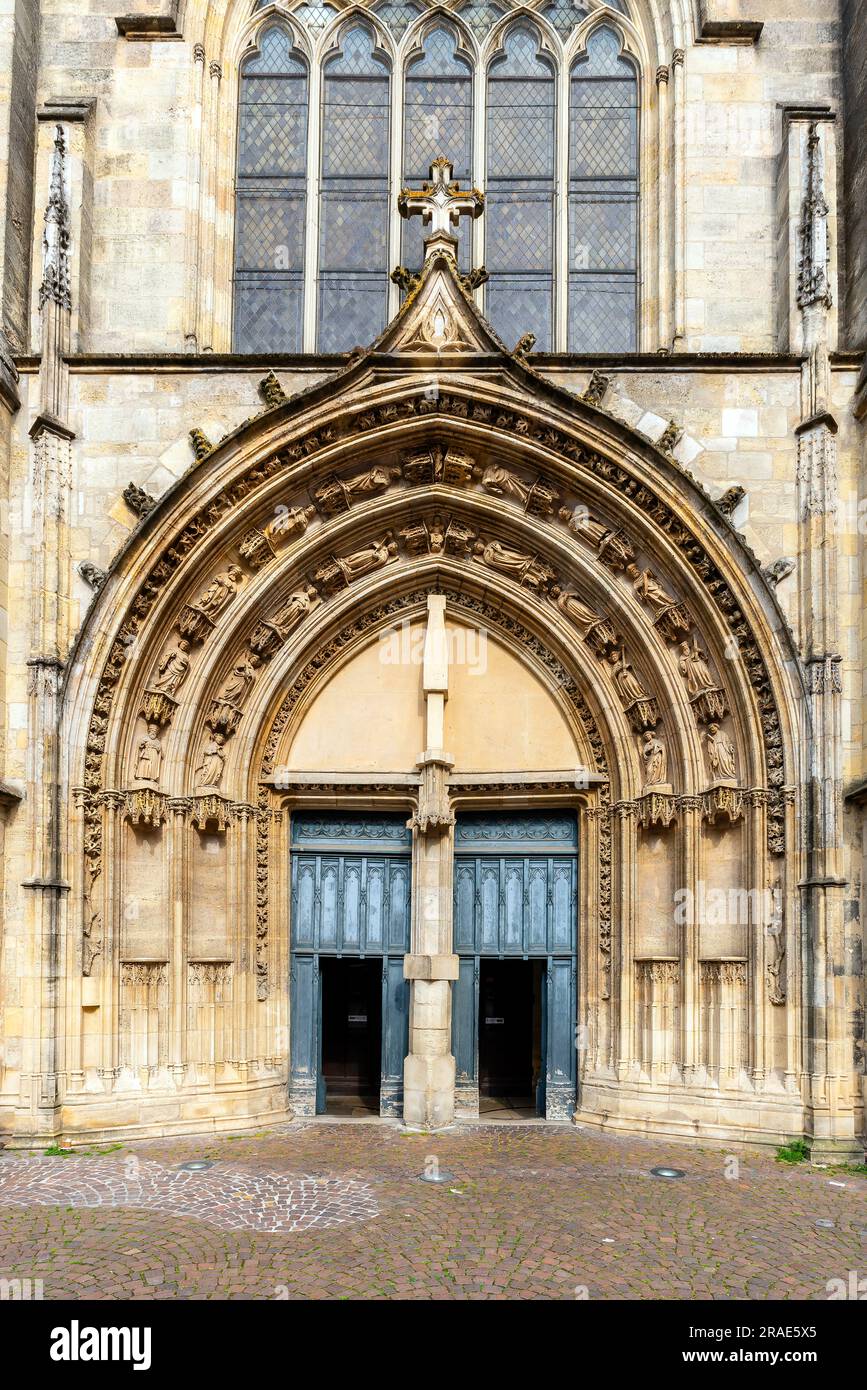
(0, 0), (861, 1162)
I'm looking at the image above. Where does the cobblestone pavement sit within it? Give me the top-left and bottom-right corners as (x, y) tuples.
(0, 1122), (865, 1299)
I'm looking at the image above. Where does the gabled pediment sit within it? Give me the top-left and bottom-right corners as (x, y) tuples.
(373, 232), (510, 360)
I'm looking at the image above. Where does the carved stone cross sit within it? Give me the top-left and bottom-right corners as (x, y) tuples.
(398, 157), (484, 248)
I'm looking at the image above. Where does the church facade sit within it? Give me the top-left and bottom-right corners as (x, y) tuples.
(0, 0), (865, 1158)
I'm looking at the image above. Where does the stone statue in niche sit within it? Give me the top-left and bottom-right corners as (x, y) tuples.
(480, 465), (559, 517)
(551, 587), (617, 656)
(312, 534), (399, 594)
(218, 652), (261, 706)
(607, 648), (659, 732)
(193, 565), (244, 619)
(195, 732), (226, 791)
(559, 507), (635, 570)
(678, 637), (728, 722)
(705, 723), (737, 784)
(626, 563), (691, 642)
(641, 731), (669, 789)
(272, 585), (319, 633)
(472, 539), (556, 592)
(151, 638), (192, 696)
(133, 722), (163, 785)
(609, 649), (649, 706)
(313, 465), (401, 516)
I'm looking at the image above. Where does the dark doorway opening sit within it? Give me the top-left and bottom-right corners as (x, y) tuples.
(478, 959), (544, 1118)
(320, 958), (382, 1116)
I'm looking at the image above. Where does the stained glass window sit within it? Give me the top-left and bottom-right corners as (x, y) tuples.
(233, 7), (642, 354)
(402, 26), (474, 273)
(568, 25), (638, 352)
(485, 27), (556, 351)
(233, 25), (309, 352)
(318, 26), (391, 352)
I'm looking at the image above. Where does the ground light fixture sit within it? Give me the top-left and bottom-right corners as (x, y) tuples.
(177, 1160), (215, 1172)
(650, 1166), (686, 1179)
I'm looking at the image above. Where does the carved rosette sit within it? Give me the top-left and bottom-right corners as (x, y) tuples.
(139, 689), (178, 728)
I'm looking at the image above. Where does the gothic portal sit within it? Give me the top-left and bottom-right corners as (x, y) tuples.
(0, 0), (864, 1160)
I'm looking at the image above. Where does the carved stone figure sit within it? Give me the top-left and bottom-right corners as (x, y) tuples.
(313, 535), (399, 594)
(193, 565), (244, 618)
(133, 722), (163, 785)
(272, 585), (319, 634)
(151, 639), (192, 696)
(609, 649), (650, 706)
(266, 503), (315, 543)
(552, 587), (617, 655)
(705, 723), (737, 783)
(473, 539), (555, 592)
(559, 508), (634, 570)
(480, 464), (533, 506)
(641, 732), (668, 787)
(679, 638), (716, 697)
(679, 639), (728, 723)
(715, 485), (746, 518)
(313, 464), (401, 516)
(218, 653), (260, 706)
(627, 564), (675, 618)
(195, 732), (226, 790)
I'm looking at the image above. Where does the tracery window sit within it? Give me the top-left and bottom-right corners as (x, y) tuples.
(232, 3), (639, 354)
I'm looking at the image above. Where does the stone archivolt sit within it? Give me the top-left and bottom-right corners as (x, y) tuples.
(60, 309), (804, 1140)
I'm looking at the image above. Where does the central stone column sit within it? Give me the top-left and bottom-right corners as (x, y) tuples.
(403, 595), (459, 1127)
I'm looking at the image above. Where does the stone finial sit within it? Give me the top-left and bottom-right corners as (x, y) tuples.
(39, 125), (71, 312)
(797, 122), (832, 311)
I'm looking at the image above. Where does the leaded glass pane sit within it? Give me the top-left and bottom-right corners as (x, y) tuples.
(318, 26), (390, 351)
(402, 25), (473, 273)
(568, 26), (638, 352)
(233, 25), (309, 352)
(457, 0), (506, 38)
(541, 0), (591, 35)
(374, 0), (424, 39)
(485, 27), (555, 350)
(292, 1), (338, 29)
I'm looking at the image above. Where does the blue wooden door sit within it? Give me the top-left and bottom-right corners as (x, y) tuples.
(289, 813), (411, 1117)
(451, 812), (578, 1119)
